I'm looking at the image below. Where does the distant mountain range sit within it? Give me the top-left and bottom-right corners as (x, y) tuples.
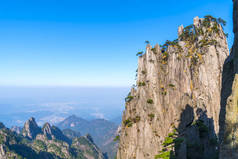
(57, 115), (119, 159)
(0, 117), (106, 159)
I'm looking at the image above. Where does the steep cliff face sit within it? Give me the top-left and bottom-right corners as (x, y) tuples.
(117, 16), (229, 159)
(219, 0), (238, 158)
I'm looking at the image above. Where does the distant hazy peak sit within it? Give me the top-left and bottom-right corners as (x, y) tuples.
(0, 122), (5, 129)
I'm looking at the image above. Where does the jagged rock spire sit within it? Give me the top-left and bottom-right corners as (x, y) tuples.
(193, 16), (200, 27)
(178, 25), (184, 37)
(0, 122), (5, 129)
(42, 122), (53, 139)
(41, 122), (70, 143)
(22, 117), (41, 139)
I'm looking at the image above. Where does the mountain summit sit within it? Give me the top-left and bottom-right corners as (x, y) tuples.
(22, 117), (42, 139)
(57, 115), (119, 159)
(117, 14), (230, 159)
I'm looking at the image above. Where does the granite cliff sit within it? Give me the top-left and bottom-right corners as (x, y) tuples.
(117, 13), (230, 159)
(219, 0), (238, 158)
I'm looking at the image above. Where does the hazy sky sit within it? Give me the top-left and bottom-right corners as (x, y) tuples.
(0, 0), (234, 87)
(0, 86), (129, 126)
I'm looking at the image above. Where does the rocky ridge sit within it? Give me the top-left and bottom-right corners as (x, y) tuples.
(0, 117), (105, 159)
(57, 115), (119, 159)
(117, 15), (229, 159)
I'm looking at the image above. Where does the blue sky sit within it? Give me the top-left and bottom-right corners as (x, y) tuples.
(0, 0), (234, 87)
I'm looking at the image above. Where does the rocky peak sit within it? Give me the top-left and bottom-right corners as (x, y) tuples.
(71, 135), (105, 159)
(22, 117), (41, 139)
(0, 122), (5, 129)
(117, 15), (229, 159)
(42, 122), (52, 139)
(85, 133), (94, 143)
(11, 126), (22, 134)
(0, 118), (106, 159)
(178, 25), (184, 37)
(0, 145), (6, 159)
(41, 122), (70, 143)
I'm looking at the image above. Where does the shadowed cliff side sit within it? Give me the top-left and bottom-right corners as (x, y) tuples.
(158, 105), (218, 159)
(175, 105), (218, 159)
(219, 0), (238, 158)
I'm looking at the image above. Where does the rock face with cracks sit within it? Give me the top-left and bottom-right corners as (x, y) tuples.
(219, 0), (238, 159)
(117, 15), (229, 159)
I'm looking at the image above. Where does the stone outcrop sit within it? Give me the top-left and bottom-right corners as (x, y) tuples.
(40, 122), (70, 143)
(117, 15), (229, 159)
(11, 126), (22, 134)
(219, 0), (238, 158)
(0, 122), (5, 129)
(71, 135), (105, 159)
(22, 117), (42, 139)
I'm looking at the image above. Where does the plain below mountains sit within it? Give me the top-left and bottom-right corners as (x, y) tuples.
(57, 115), (119, 159)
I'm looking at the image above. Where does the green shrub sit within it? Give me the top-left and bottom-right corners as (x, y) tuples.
(155, 151), (175, 159)
(147, 99), (154, 104)
(125, 94), (134, 102)
(225, 33), (229, 38)
(155, 128), (183, 159)
(113, 135), (120, 142)
(141, 70), (146, 74)
(136, 51), (144, 56)
(195, 120), (209, 137)
(145, 40), (150, 44)
(48, 144), (65, 158)
(138, 82), (146, 86)
(168, 132), (175, 137)
(163, 137), (174, 147)
(179, 24), (196, 42)
(168, 84), (175, 88)
(174, 137), (184, 149)
(161, 91), (167, 96)
(134, 116), (141, 123)
(151, 47), (157, 53)
(123, 119), (133, 127)
(34, 140), (47, 151)
(148, 114), (155, 121)
(218, 17), (226, 26)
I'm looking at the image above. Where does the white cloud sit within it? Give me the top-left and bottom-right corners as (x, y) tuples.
(26, 102), (76, 114)
(16, 120), (23, 124)
(38, 115), (66, 126)
(91, 112), (106, 119)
